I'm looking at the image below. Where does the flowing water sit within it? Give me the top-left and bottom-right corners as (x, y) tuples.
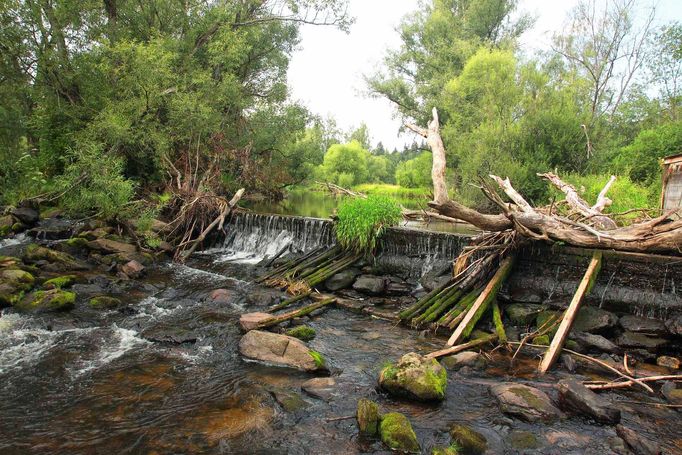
(1, 228), (680, 454)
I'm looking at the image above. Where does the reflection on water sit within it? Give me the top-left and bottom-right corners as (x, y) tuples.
(249, 189), (477, 234)
(0, 255), (679, 454)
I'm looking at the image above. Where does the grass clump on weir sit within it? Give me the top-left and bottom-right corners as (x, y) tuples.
(335, 195), (402, 254)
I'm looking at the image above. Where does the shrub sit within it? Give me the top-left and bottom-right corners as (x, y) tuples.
(335, 195), (402, 253)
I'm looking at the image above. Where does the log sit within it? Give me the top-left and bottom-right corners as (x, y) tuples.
(446, 257), (515, 346)
(253, 298), (336, 330)
(426, 333), (497, 359)
(538, 251), (602, 374)
(266, 291), (312, 313)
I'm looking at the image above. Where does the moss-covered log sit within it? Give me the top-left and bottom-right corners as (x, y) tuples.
(254, 297), (336, 329)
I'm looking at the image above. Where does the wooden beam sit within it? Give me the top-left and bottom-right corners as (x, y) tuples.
(446, 256), (515, 346)
(538, 251), (602, 373)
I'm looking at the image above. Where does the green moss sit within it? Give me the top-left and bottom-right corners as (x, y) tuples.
(43, 275), (77, 289)
(379, 412), (420, 453)
(509, 431), (539, 449)
(449, 424), (487, 455)
(286, 325), (316, 341)
(536, 310), (560, 337)
(356, 398), (380, 436)
(11, 222), (24, 232)
(1, 268), (35, 290)
(66, 237), (89, 248)
(308, 350), (326, 369)
(89, 295), (122, 309)
(508, 386), (545, 411)
(565, 340), (580, 351)
(0, 225), (10, 236)
(380, 354), (447, 401)
(24, 244), (77, 265)
(380, 362), (398, 381)
(533, 335), (550, 346)
(432, 446), (460, 455)
(16, 289), (75, 311)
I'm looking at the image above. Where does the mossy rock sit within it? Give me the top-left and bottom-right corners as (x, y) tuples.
(15, 289), (75, 312)
(432, 447), (460, 455)
(43, 275), (77, 290)
(65, 237), (90, 249)
(356, 398), (380, 436)
(286, 325), (316, 341)
(532, 335), (550, 346)
(24, 244), (82, 268)
(0, 255), (21, 268)
(0, 283), (23, 306)
(509, 431), (539, 450)
(0, 268), (35, 291)
(379, 412), (420, 453)
(379, 352), (447, 401)
(89, 295), (123, 309)
(449, 424), (487, 455)
(11, 222), (25, 232)
(535, 311), (561, 338)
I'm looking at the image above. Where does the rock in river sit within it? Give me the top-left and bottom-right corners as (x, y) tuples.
(379, 352), (447, 401)
(619, 315), (668, 336)
(449, 423), (487, 454)
(490, 383), (562, 423)
(324, 268), (359, 291)
(301, 377), (336, 401)
(356, 398), (380, 436)
(352, 275), (386, 295)
(616, 424), (661, 455)
(238, 330), (327, 372)
(573, 306), (618, 333)
(14, 289), (76, 312)
(379, 412), (420, 453)
(615, 331), (667, 351)
(557, 379), (620, 424)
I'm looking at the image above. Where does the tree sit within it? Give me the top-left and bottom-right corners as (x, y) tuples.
(647, 23), (682, 120)
(395, 151), (433, 188)
(319, 140), (370, 185)
(348, 122), (372, 149)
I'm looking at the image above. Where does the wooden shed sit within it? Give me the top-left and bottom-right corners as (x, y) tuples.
(661, 154), (682, 209)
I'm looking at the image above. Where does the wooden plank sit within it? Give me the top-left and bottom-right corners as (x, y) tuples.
(538, 251), (602, 374)
(446, 256), (515, 346)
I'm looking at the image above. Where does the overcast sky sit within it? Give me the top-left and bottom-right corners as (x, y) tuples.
(287, 0), (682, 151)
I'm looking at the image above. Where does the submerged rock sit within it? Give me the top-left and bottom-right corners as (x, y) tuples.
(379, 352), (447, 401)
(356, 398), (380, 436)
(509, 431), (540, 450)
(352, 275), (386, 295)
(301, 377), (336, 401)
(616, 424), (661, 455)
(14, 289), (76, 311)
(615, 331), (667, 351)
(431, 446), (459, 455)
(238, 330), (326, 372)
(272, 389), (310, 412)
(619, 315), (668, 336)
(557, 379), (620, 424)
(661, 382), (682, 405)
(449, 423), (487, 454)
(490, 383), (562, 423)
(379, 412), (420, 453)
(208, 288), (236, 304)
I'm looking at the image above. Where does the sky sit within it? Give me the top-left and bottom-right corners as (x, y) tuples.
(287, 0), (682, 151)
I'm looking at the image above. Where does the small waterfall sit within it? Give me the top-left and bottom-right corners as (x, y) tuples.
(205, 212), (335, 262)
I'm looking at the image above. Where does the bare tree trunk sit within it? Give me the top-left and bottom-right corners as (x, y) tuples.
(405, 107), (448, 205)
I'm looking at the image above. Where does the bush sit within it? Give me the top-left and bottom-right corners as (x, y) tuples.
(395, 152), (432, 188)
(335, 195), (402, 253)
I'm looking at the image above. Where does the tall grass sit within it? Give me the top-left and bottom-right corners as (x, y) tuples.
(335, 195), (402, 253)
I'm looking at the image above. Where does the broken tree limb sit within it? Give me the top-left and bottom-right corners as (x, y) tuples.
(447, 256), (515, 346)
(426, 333), (498, 359)
(538, 173), (617, 230)
(405, 107), (448, 205)
(253, 297), (336, 330)
(584, 375), (682, 391)
(539, 250), (602, 374)
(593, 175), (616, 213)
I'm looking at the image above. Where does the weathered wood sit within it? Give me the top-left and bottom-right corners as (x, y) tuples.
(253, 298), (336, 330)
(447, 257), (515, 346)
(405, 107), (448, 205)
(426, 333), (497, 359)
(539, 251), (602, 373)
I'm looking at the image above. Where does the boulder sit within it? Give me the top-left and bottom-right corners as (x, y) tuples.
(238, 330), (326, 372)
(324, 268), (359, 291)
(506, 303), (544, 325)
(10, 207), (39, 225)
(379, 352), (447, 401)
(573, 306), (618, 333)
(570, 331), (621, 354)
(616, 424), (661, 455)
(490, 383), (562, 423)
(42, 275), (77, 290)
(615, 331), (667, 351)
(239, 312), (272, 331)
(352, 275), (386, 295)
(557, 379), (620, 424)
(441, 351), (487, 371)
(301, 377), (336, 401)
(208, 288), (236, 304)
(87, 238), (137, 254)
(356, 398), (380, 436)
(449, 423), (487, 454)
(14, 289), (75, 311)
(0, 268), (35, 291)
(656, 355), (680, 370)
(23, 244), (87, 271)
(665, 314), (682, 336)
(619, 315), (668, 336)
(379, 412), (420, 453)
(120, 260), (145, 278)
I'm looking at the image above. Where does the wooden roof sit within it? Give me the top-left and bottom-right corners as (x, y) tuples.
(663, 154), (682, 166)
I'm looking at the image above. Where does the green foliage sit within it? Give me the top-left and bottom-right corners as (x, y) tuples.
(307, 350), (326, 369)
(395, 152), (433, 188)
(353, 184), (430, 199)
(319, 141), (370, 186)
(553, 173), (656, 214)
(56, 143), (135, 219)
(335, 196), (402, 253)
